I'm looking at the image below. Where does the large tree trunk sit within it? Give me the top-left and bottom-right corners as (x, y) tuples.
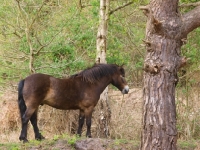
(96, 0), (110, 138)
(140, 1), (200, 149)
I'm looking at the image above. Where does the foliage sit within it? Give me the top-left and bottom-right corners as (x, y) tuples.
(0, 0), (97, 83)
(65, 135), (79, 146)
(0, 0), (146, 86)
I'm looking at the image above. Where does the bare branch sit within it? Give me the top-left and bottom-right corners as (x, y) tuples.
(0, 63), (27, 70)
(179, 1), (200, 8)
(182, 6), (200, 37)
(178, 56), (190, 69)
(35, 50), (87, 71)
(142, 39), (151, 46)
(15, 0), (28, 22)
(109, 1), (133, 15)
(78, 0), (91, 9)
(29, 1), (45, 30)
(0, 54), (27, 60)
(34, 31), (61, 55)
(181, 38), (187, 45)
(0, 17), (23, 38)
(144, 63), (161, 74)
(139, 5), (150, 16)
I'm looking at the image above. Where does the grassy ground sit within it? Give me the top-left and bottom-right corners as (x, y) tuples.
(0, 138), (199, 150)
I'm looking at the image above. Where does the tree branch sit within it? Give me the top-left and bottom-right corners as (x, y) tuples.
(179, 1), (200, 8)
(139, 5), (150, 16)
(109, 1), (133, 15)
(78, 0), (91, 9)
(34, 30), (61, 55)
(182, 6), (200, 37)
(29, 2), (45, 30)
(15, 0), (28, 22)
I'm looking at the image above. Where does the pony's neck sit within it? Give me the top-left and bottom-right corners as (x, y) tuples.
(94, 76), (112, 95)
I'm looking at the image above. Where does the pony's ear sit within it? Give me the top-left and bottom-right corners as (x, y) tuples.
(119, 66), (125, 76)
(120, 64), (124, 68)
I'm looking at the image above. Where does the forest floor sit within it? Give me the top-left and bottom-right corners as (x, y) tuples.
(0, 138), (140, 150)
(0, 138), (199, 150)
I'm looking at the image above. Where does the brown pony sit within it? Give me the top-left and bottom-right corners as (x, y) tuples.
(18, 63), (129, 142)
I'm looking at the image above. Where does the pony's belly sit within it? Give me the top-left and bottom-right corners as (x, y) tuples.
(43, 88), (66, 109)
(42, 98), (79, 110)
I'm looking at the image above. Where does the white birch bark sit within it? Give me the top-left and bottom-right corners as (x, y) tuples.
(96, 0), (110, 138)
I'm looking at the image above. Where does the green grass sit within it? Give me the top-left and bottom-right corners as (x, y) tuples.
(177, 140), (197, 150)
(0, 143), (20, 150)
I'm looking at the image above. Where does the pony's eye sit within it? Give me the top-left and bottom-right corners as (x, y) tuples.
(120, 75), (125, 78)
(120, 75), (125, 82)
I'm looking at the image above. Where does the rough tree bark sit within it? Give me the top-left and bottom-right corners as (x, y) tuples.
(95, 0), (110, 138)
(140, 0), (200, 149)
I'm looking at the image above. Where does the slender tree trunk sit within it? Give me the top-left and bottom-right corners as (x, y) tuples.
(96, 0), (111, 138)
(96, 0), (109, 64)
(25, 28), (35, 74)
(140, 0), (200, 149)
(95, 0), (133, 138)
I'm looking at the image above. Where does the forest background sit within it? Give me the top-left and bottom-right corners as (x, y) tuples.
(0, 0), (200, 148)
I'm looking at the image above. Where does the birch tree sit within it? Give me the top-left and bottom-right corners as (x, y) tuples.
(95, 0), (133, 138)
(95, 0), (110, 138)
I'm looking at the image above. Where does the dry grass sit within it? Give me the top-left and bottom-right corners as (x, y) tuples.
(0, 87), (143, 143)
(0, 86), (200, 145)
(107, 88), (143, 140)
(176, 87), (200, 140)
(0, 91), (20, 142)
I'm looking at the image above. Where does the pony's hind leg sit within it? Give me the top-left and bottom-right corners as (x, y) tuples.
(18, 79), (29, 142)
(19, 107), (37, 142)
(30, 109), (45, 140)
(77, 109), (85, 137)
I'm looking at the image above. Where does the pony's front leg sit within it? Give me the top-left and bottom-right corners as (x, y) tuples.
(85, 108), (93, 138)
(77, 109), (85, 137)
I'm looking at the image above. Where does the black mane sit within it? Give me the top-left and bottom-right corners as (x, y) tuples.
(70, 64), (121, 83)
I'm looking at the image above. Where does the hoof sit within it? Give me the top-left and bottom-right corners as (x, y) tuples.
(35, 134), (45, 141)
(19, 137), (28, 143)
(86, 135), (92, 138)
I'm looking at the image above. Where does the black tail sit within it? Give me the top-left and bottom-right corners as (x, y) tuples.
(18, 79), (26, 119)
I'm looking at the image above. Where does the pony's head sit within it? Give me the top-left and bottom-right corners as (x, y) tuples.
(110, 65), (129, 94)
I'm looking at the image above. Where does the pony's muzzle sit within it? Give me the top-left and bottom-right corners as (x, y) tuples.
(122, 85), (129, 94)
